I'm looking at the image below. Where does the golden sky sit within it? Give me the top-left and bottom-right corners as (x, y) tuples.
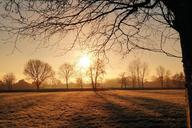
(0, 0), (184, 83)
(0, 34), (183, 82)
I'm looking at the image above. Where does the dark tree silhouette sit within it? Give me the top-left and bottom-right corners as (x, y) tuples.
(2, 73), (16, 90)
(140, 62), (148, 88)
(0, 0), (192, 127)
(76, 77), (83, 88)
(165, 70), (171, 87)
(129, 63), (137, 88)
(156, 65), (166, 88)
(129, 59), (148, 88)
(59, 63), (74, 89)
(119, 72), (128, 88)
(87, 58), (105, 90)
(172, 72), (185, 88)
(24, 59), (55, 90)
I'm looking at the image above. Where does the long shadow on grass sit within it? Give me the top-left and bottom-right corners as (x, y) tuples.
(0, 94), (56, 118)
(95, 91), (186, 128)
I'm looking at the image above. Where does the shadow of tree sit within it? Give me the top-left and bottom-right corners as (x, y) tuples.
(98, 91), (186, 128)
(0, 94), (54, 115)
(0, 91), (186, 128)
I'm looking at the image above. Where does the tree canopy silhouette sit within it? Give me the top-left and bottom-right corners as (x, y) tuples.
(59, 63), (74, 89)
(24, 59), (55, 90)
(87, 58), (105, 89)
(0, 0), (192, 127)
(2, 73), (16, 90)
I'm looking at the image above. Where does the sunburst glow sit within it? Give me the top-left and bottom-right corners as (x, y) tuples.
(78, 54), (91, 69)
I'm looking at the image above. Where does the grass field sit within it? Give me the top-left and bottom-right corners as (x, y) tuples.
(0, 90), (186, 128)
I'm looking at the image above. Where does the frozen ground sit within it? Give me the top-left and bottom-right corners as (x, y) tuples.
(0, 90), (186, 128)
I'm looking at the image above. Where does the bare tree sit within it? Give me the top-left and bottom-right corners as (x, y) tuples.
(2, 73), (16, 90)
(129, 63), (137, 88)
(75, 67), (84, 88)
(24, 59), (55, 90)
(87, 58), (105, 90)
(59, 63), (74, 89)
(156, 66), (166, 88)
(135, 60), (141, 88)
(165, 70), (171, 88)
(129, 59), (148, 88)
(140, 62), (149, 88)
(76, 77), (83, 88)
(1, 0), (192, 127)
(129, 59), (140, 87)
(119, 72), (127, 89)
(50, 77), (62, 88)
(172, 72), (185, 88)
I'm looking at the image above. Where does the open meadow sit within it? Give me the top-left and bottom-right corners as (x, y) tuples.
(0, 90), (186, 128)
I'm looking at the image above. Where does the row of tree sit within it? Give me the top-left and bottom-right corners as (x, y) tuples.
(0, 58), (105, 90)
(119, 59), (185, 88)
(0, 59), (185, 90)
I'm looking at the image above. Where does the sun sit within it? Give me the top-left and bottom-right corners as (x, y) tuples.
(78, 54), (91, 69)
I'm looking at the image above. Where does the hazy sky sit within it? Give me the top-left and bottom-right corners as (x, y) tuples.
(0, 0), (183, 83)
(0, 1), (184, 83)
(0, 33), (183, 82)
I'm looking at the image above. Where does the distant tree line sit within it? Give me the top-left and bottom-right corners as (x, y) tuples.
(117, 59), (185, 89)
(0, 58), (184, 90)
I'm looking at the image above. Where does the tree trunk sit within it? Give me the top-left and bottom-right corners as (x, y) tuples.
(94, 75), (98, 90)
(91, 78), (94, 90)
(161, 77), (164, 88)
(95, 81), (97, 90)
(36, 84), (40, 90)
(35, 80), (40, 90)
(137, 78), (140, 88)
(171, 0), (192, 124)
(179, 30), (192, 128)
(141, 77), (144, 88)
(132, 79), (135, 88)
(66, 78), (68, 89)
